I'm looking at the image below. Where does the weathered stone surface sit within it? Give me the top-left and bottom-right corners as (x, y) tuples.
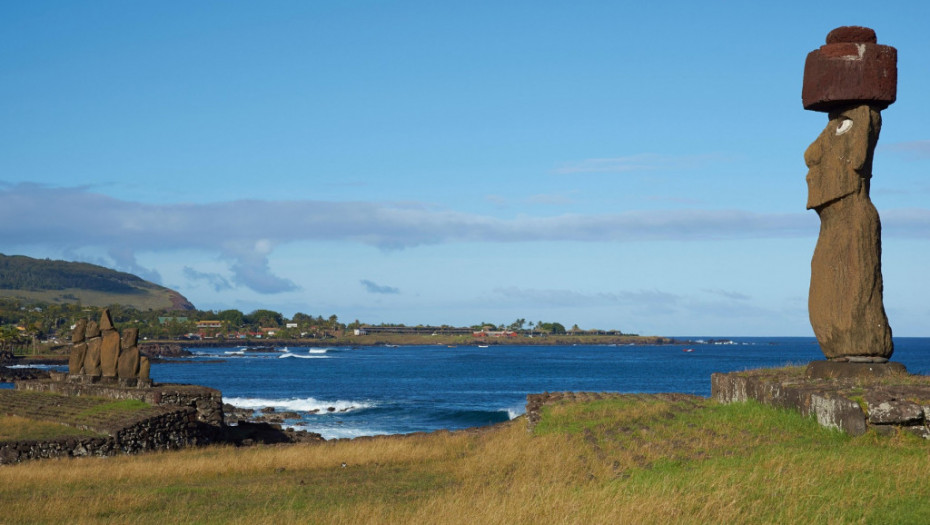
(83, 337), (102, 376)
(810, 393), (867, 435)
(805, 104), (893, 360)
(904, 425), (930, 440)
(803, 26), (896, 112)
(865, 391), (924, 425)
(117, 346), (140, 379)
(713, 368), (930, 438)
(68, 342), (87, 375)
(139, 356), (151, 380)
(826, 26), (877, 44)
(71, 319), (87, 344)
(100, 329), (121, 378)
(85, 320), (100, 339)
(99, 308), (115, 332)
(102, 331), (122, 369)
(806, 361), (906, 379)
(68, 311), (150, 381)
(121, 327), (139, 350)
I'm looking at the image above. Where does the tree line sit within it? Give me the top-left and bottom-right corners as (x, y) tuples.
(0, 297), (616, 345)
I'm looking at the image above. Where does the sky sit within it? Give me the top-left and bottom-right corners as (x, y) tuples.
(2, 1), (930, 336)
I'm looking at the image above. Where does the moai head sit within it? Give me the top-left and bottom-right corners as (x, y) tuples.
(72, 319), (87, 344)
(804, 105), (881, 211)
(85, 320), (101, 339)
(121, 327), (139, 349)
(802, 27), (897, 212)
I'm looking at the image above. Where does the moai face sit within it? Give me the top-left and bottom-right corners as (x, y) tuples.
(72, 319), (87, 344)
(121, 327), (139, 349)
(804, 104), (880, 211)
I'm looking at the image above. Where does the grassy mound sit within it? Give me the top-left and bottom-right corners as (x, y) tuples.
(0, 390), (164, 435)
(1, 395), (928, 523)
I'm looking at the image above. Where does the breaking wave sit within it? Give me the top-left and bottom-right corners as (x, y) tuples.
(225, 396), (373, 413)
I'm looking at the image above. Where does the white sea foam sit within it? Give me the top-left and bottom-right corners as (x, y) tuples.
(301, 427), (392, 440)
(278, 352), (329, 359)
(506, 407), (524, 420)
(224, 350), (246, 356)
(4, 364), (65, 370)
(307, 348), (331, 354)
(225, 396), (373, 413)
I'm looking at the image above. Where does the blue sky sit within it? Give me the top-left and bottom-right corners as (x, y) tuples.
(2, 1), (929, 336)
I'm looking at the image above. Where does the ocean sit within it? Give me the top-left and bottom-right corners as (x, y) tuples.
(135, 336), (930, 440)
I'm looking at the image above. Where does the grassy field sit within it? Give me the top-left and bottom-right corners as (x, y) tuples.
(2, 394), (929, 524)
(0, 390), (169, 435)
(0, 415), (102, 441)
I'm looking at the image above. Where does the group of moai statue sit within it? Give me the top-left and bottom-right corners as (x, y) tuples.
(68, 308), (151, 386)
(802, 26), (899, 369)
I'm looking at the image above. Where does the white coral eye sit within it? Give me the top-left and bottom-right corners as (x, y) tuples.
(836, 119), (853, 135)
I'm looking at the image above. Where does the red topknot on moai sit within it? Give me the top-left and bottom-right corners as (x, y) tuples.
(803, 26), (897, 112)
(802, 26), (903, 377)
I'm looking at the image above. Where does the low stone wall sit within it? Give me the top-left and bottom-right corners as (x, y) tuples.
(712, 367), (930, 438)
(15, 379), (224, 427)
(0, 406), (203, 464)
(524, 391), (702, 431)
(525, 392), (621, 430)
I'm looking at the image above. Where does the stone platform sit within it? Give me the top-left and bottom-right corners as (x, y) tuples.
(712, 365), (930, 438)
(14, 378), (224, 428)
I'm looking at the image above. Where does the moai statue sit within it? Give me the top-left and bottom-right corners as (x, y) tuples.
(117, 327), (141, 381)
(98, 309), (121, 379)
(802, 26), (901, 372)
(83, 320), (103, 377)
(139, 356), (151, 383)
(63, 309), (154, 386)
(68, 318), (88, 376)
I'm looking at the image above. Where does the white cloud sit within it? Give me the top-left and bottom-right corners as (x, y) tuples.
(881, 140), (930, 160)
(553, 153), (724, 175)
(183, 267), (233, 292)
(7, 183), (930, 295)
(360, 280), (400, 294)
(702, 289), (752, 301)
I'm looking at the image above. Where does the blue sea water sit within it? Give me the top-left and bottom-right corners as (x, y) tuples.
(138, 337), (930, 440)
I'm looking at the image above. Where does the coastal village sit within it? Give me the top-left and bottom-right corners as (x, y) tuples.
(3, 9), (930, 523)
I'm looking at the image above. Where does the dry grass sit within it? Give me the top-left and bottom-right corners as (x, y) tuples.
(0, 390), (168, 434)
(0, 415), (101, 441)
(2, 396), (929, 524)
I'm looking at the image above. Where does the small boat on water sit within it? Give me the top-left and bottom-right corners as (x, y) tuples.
(682, 348), (694, 353)
(477, 344), (489, 348)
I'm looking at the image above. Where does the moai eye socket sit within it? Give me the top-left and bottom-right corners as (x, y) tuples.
(836, 118), (854, 135)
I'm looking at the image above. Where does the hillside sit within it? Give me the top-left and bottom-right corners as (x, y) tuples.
(0, 254), (194, 311)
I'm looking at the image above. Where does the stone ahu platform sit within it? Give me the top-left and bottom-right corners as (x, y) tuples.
(712, 364), (930, 438)
(14, 376), (224, 427)
(1, 378), (225, 464)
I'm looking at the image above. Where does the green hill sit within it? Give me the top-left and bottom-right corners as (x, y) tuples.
(0, 254), (195, 311)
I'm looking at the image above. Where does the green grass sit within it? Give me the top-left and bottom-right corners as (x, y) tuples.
(75, 399), (150, 419)
(0, 415), (103, 441)
(2, 395), (929, 523)
(0, 390), (162, 435)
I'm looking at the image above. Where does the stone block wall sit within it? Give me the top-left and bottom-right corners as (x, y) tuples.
(0, 407), (202, 465)
(14, 379), (224, 428)
(711, 369), (930, 438)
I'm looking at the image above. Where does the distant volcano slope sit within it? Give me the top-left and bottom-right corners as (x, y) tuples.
(0, 254), (194, 310)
